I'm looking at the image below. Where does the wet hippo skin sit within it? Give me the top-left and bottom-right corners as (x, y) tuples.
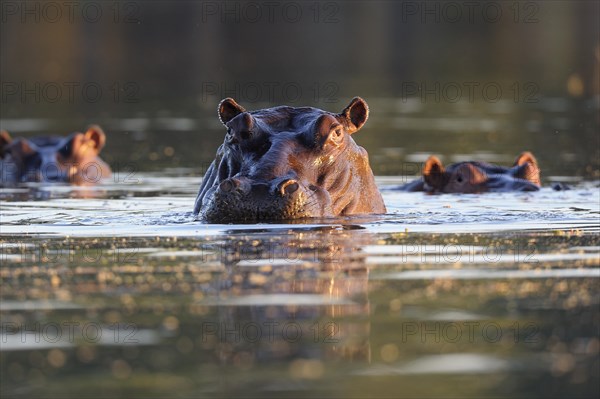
(398, 152), (541, 193)
(0, 126), (111, 185)
(194, 97), (386, 222)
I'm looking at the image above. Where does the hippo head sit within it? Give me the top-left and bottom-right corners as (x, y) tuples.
(0, 126), (111, 185)
(422, 152), (541, 193)
(194, 97), (386, 222)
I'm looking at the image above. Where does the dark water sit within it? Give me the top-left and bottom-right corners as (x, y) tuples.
(2, 95), (599, 180)
(1, 1), (599, 180)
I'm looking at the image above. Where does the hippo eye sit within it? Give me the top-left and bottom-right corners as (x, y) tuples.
(240, 131), (253, 140)
(329, 125), (344, 143)
(59, 141), (74, 158)
(456, 175), (463, 183)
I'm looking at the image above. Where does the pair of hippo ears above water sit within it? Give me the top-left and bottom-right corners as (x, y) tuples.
(0, 126), (107, 159)
(217, 97), (370, 134)
(422, 151), (541, 188)
(424, 152), (539, 173)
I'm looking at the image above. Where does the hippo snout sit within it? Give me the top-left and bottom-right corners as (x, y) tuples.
(514, 181), (540, 192)
(202, 176), (332, 223)
(486, 175), (540, 192)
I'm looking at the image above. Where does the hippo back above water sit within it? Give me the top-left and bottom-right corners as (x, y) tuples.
(194, 97), (386, 223)
(399, 152), (541, 193)
(0, 126), (111, 185)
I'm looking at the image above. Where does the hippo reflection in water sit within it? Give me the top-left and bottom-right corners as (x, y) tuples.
(399, 152), (541, 193)
(194, 97), (386, 222)
(0, 126), (111, 185)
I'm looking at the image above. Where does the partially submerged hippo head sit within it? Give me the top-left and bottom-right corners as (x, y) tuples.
(0, 126), (111, 185)
(422, 152), (541, 193)
(194, 97), (386, 222)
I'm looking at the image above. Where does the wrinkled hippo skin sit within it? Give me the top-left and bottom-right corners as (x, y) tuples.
(398, 152), (541, 193)
(194, 97), (386, 223)
(0, 126), (111, 185)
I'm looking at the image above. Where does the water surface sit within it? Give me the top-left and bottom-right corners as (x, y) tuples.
(1, 175), (598, 398)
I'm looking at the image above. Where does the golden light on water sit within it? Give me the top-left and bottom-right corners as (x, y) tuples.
(566, 74), (584, 97)
(380, 344), (400, 363)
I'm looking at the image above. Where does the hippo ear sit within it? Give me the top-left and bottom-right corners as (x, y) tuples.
(7, 138), (35, 160)
(513, 151), (540, 186)
(218, 98), (246, 126)
(514, 151), (538, 167)
(84, 125), (106, 152)
(0, 130), (13, 158)
(423, 155), (447, 189)
(340, 97), (369, 134)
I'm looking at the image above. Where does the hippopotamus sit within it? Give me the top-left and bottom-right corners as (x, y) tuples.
(194, 97), (386, 222)
(398, 152), (541, 193)
(0, 126), (111, 185)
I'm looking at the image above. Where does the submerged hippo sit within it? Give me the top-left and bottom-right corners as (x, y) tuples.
(398, 152), (541, 193)
(194, 97), (386, 222)
(0, 126), (111, 185)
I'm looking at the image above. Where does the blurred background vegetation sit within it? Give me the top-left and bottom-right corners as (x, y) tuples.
(1, 0), (598, 178)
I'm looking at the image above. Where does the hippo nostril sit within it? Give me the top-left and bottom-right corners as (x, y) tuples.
(279, 179), (299, 196)
(220, 178), (250, 194)
(521, 184), (540, 192)
(220, 178), (238, 193)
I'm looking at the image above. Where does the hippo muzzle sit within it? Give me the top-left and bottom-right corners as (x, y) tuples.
(200, 176), (333, 222)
